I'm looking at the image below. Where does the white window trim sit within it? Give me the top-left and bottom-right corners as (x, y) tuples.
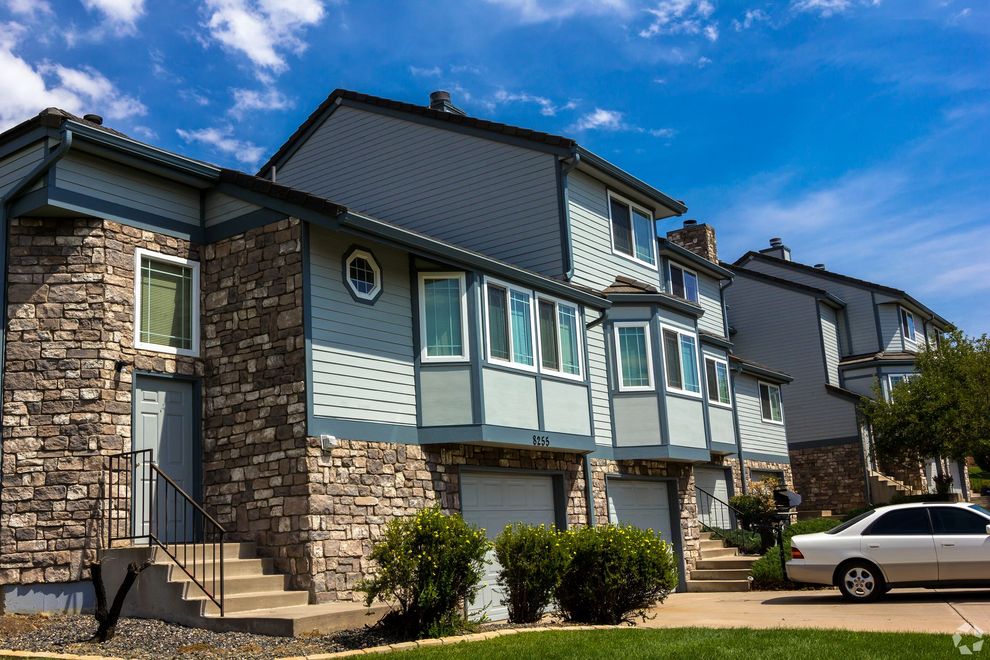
(667, 261), (700, 303)
(345, 249), (382, 301)
(886, 373), (916, 401)
(606, 190), (658, 270)
(899, 306), (917, 342)
(704, 356), (732, 408)
(613, 321), (655, 392)
(418, 272), (469, 363)
(483, 276), (538, 373)
(660, 325), (702, 398)
(535, 293), (584, 381)
(133, 247), (200, 358)
(758, 381), (785, 425)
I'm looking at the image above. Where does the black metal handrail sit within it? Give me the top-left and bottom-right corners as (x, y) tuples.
(695, 485), (742, 541)
(105, 450), (226, 616)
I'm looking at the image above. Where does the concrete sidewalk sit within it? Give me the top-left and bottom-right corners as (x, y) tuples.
(646, 589), (990, 634)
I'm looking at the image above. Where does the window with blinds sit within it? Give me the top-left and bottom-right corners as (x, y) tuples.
(135, 250), (199, 356)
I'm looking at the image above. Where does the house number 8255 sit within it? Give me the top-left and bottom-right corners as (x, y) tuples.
(532, 435), (550, 447)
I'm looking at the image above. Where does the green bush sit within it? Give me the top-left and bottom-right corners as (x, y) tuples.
(358, 506), (490, 639)
(494, 524), (569, 623)
(555, 525), (678, 624)
(750, 518), (842, 590)
(729, 479), (780, 531)
(712, 528), (762, 556)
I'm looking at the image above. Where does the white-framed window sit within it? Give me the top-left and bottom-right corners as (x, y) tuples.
(661, 327), (701, 396)
(134, 248), (200, 357)
(759, 381), (784, 424)
(613, 322), (654, 391)
(537, 295), (583, 379)
(886, 373), (916, 401)
(607, 191), (656, 268)
(704, 357), (731, 407)
(484, 278), (536, 371)
(668, 262), (699, 303)
(418, 272), (469, 362)
(899, 307), (916, 342)
(344, 248), (382, 302)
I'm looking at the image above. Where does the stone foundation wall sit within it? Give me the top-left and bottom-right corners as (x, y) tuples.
(790, 442), (867, 513)
(0, 218), (201, 588)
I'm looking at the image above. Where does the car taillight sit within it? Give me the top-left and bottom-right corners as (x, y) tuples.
(791, 546), (804, 559)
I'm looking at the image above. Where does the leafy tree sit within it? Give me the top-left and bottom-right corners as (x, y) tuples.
(861, 331), (990, 464)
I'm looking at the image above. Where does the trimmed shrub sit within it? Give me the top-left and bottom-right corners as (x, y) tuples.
(750, 518), (842, 589)
(358, 506), (490, 639)
(494, 523), (569, 623)
(712, 528), (762, 556)
(555, 525), (679, 624)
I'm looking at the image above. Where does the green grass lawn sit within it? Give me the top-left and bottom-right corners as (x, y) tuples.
(396, 628), (974, 659)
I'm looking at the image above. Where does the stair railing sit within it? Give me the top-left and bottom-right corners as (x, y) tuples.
(105, 450), (226, 616)
(695, 485), (742, 542)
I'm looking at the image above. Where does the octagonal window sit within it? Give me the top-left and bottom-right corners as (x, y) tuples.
(344, 248), (382, 302)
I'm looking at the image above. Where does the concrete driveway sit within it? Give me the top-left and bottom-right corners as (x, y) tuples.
(647, 588), (990, 634)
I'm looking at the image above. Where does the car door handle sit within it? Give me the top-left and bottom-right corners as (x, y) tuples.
(868, 544), (880, 548)
(942, 543), (955, 547)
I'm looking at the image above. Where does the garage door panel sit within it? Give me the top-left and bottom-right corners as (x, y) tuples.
(460, 472), (557, 621)
(606, 479), (675, 544)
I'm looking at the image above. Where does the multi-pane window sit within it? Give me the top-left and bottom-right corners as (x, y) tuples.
(899, 307), (916, 341)
(135, 249), (199, 357)
(344, 248), (382, 302)
(486, 281), (535, 368)
(662, 328), (700, 395)
(538, 297), (581, 377)
(705, 357), (731, 406)
(419, 273), (468, 361)
(759, 382), (784, 423)
(609, 193), (656, 266)
(886, 373), (916, 401)
(668, 263), (699, 303)
(614, 323), (653, 390)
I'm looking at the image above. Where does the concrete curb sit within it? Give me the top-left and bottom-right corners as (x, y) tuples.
(293, 625), (627, 659)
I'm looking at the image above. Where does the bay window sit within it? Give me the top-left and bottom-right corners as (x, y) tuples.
(418, 273), (468, 361)
(485, 280), (535, 369)
(614, 322), (654, 391)
(662, 327), (701, 395)
(538, 297), (582, 378)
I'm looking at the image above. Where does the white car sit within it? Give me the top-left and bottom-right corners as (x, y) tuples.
(787, 501), (990, 602)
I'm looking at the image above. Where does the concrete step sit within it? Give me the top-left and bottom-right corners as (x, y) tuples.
(197, 589), (311, 615)
(174, 573), (289, 597)
(200, 601), (392, 637)
(152, 542), (258, 562)
(695, 556), (760, 570)
(698, 546), (738, 559)
(698, 531), (715, 541)
(685, 579), (750, 592)
(690, 568), (753, 580)
(699, 539), (727, 551)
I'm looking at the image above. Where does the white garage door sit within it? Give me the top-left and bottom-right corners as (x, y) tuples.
(695, 467), (732, 530)
(606, 479), (675, 545)
(460, 472), (557, 621)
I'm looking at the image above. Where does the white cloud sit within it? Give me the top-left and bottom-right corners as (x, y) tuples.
(176, 125), (265, 165)
(568, 107), (675, 139)
(697, 55), (712, 67)
(409, 65), (442, 77)
(203, 0), (326, 75)
(229, 87), (293, 117)
(732, 8), (769, 31)
(0, 22), (146, 131)
(640, 0), (718, 39)
(493, 89), (577, 116)
(5, 0), (52, 17)
(790, 0), (871, 17)
(483, 0), (633, 23)
(650, 127), (676, 138)
(81, 0), (145, 28)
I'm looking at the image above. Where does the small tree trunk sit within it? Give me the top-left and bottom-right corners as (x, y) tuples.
(88, 559), (152, 643)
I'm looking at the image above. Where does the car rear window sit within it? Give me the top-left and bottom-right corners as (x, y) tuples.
(863, 508), (932, 536)
(932, 507), (990, 535)
(825, 509), (877, 534)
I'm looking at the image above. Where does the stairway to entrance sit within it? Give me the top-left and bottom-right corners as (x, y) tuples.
(868, 470), (924, 504)
(685, 531), (760, 592)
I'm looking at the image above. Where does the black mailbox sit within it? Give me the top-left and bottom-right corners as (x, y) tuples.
(773, 488), (802, 510)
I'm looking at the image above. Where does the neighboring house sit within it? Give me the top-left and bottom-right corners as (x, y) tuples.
(725, 239), (961, 513)
(0, 92), (793, 622)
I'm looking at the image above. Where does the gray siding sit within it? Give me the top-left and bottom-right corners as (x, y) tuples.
(840, 367), (878, 398)
(420, 367), (473, 426)
(543, 379), (591, 435)
(204, 190), (263, 227)
(665, 396), (707, 448)
(697, 273), (724, 336)
(277, 105), (564, 276)
(703, 345), (734, 446)
(819, 303), (840, 386)
(726, 273), (858, 444)
(613, 395), (661, 446)
(735, 373), (789, 457)
(55, 152), (200, 226)
(742, 259), (879, 355)
(568, 170), (661, 291)
(309, 227), (417, 425)
(586, 314), (613, 446)
(0, 143), (45, 198)
(483, 368), (539, 429)
(878, 303), (902, 352)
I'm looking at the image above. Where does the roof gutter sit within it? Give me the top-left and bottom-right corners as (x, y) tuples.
(574, 146), (687, 217)
(0, 128), (74, 508)
(559, 152), (580, 281)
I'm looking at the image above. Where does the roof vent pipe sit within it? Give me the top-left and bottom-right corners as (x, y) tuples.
(683, 219), (697, 227)
(429, 90), (451, 111)
(83, 113), (103, 125)
(814, 263), (826, 270)
(769, 237), (783, 248)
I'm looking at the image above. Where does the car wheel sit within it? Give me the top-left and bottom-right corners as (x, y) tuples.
(837, 561), (885, 603)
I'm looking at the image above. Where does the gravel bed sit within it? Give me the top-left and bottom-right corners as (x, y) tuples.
(0, 614), (404, 659)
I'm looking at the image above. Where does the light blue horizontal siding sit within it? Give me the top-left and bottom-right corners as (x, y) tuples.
(665, 395), (706, 448)
(568, 170), (661, 291)
(697, 273), (724, 336)
(819, 303), (840, 386)
(0, 143), (45, 198)
(735, 373), (789, 456)
(543, 379), (591, 436)
(309, 227), (417, 425)
(483, 368), (538, 429)
(586, 314), (613, 446)
(278, 105), (564, 276)
(55, 151), (200, 226)
(204, 191), (262, 227)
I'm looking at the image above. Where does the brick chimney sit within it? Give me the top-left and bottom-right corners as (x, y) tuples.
(666, 220), (718, 263)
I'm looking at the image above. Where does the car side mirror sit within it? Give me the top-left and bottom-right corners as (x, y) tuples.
(986, 524), (990, 535)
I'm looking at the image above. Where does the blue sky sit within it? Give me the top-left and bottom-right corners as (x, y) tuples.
(1, 0), (987, 334)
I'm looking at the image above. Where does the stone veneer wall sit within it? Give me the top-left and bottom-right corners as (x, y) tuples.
(0, 218), (202, 589)
(790, 442), (867, 513)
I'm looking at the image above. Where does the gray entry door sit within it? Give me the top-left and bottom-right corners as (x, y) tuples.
(133, 376), (195, 542)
